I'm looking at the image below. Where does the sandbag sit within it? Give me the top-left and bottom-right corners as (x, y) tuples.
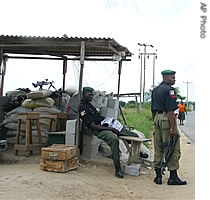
(2, 113), (18, 125)
(5, 130), (18, 138)
(33, 106), (60, 113)
(22, 97), (55, 109)
(5, 106), (32, 116)
(5, 90), (27, 98)
(4, 122), (26, 131)
(27, 89), (52, 99)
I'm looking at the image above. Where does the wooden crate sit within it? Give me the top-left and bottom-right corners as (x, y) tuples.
(40, 157), (78, 173)
(41, 144), (78, 161)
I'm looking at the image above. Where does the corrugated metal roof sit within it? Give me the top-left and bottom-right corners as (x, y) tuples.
(0, 35), (132, 59)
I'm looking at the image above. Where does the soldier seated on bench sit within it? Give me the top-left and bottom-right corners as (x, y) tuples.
(79, 86), (148, 179)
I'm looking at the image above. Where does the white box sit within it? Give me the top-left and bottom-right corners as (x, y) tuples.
(66, 119), (77, 134)
(65, 133), (75, 145)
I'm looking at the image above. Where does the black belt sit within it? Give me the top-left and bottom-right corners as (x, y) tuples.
(156, 111), (167, 114)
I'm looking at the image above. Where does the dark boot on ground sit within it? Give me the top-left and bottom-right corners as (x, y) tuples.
(154, 168), (162, 184)
(167, 170), (187, 185)
(114, 160), (124, 178)
(140, 151), (149, 158)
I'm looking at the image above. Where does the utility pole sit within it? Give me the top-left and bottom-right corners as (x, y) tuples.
(152, 50), (157, 89)
(138, 53), (143, 108)
(138, 43), (157, 104)
(138, 43), (154, 104)
(183, 81), (193, 107)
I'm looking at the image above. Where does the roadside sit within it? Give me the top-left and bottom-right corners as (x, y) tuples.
(0, 129), (195, 200)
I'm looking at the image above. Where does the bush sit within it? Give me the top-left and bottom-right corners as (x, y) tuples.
(120, 106), (153, 139)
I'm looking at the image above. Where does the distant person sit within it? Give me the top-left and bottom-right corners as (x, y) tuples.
(79, 86), (148, 179)
(178, 101), (187, 125)
(151, 70), (187, 185)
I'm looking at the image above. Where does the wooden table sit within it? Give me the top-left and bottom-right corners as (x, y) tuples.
(119, 136), (151, 165)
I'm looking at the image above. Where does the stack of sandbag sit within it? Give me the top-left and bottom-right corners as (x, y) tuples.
(23, 89), (61, 133)
(2, 106), (33, 138)
(2, 89), (62, 144)
(5, 90), (28, 101)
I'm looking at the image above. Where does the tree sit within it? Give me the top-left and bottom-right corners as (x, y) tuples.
(174, 87), (186, 101)
(143, 85), (186, 103)
(119, 101), (126, 107)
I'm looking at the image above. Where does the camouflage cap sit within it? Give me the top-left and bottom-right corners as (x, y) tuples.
(161, 70), (176, 75)
(82, 86), (94, 94)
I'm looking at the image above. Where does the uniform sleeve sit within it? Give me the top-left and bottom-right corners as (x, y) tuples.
(165, 89), (178, 111)
(79, 105), (94, 127)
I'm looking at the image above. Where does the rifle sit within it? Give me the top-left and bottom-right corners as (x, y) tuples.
(32, 79), (57, 90)
(160, 134), (179, 175)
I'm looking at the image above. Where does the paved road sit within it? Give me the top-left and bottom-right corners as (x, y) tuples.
(177, 111), (195, 143)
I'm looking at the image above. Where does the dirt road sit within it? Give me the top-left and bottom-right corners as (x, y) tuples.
(0, 130), (195, 200)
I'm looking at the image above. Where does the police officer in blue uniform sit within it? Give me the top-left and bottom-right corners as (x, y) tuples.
(79, 86), (148, 178)
(151, 70), (187, 185)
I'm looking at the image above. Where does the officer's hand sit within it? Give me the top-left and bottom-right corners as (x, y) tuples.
(169, 127), (175, 137)
(110, 128), (121, 137)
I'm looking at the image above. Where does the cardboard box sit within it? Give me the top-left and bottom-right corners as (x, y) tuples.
(41, 144), (78, 161)
(40, 157), (78, 173)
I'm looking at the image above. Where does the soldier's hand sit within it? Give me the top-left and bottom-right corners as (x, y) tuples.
(169, 127), (175, 137)
(110, 128), (121, 137)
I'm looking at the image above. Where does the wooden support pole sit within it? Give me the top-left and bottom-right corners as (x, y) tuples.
(62, 57), (67, 92)
(76, 41), (85, 147)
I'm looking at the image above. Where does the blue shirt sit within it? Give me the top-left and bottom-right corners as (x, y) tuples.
(151, 81), (178, 113)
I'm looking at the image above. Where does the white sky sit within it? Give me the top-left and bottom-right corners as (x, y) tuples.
(1, 0), (196, 102)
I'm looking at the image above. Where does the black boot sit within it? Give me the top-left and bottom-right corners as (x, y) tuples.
(167, 170), (187, 185)
(140, 151), (149, 158)
(114, 160), (124, 178)
(154, 168), (162, 185)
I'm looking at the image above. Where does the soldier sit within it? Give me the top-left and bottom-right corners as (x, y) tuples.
(79, 86), (148, 178)
(151, 70), (187, 185)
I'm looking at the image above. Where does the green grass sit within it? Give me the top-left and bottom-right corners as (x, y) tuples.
(120, 106), (153, 139)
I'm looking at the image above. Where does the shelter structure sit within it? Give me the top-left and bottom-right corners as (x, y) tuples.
(0, 35), (133, 145)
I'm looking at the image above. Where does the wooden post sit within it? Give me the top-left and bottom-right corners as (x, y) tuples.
(76, 41), (85, 147)
(117, 60), (122, 99)
(62, 57), (67, 92)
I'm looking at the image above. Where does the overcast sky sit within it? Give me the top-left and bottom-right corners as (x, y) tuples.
(1, 0), (196, 102)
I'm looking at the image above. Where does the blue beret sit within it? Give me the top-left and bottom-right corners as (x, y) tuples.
(83, 87), (94, 93)
(161, 70), (176, 75)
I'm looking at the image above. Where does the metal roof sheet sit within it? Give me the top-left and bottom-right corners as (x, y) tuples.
(0, 35), (132, 59)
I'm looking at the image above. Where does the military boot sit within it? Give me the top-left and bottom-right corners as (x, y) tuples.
(154, 168), (162, 184)
(167, 170), (187, 185)
(114, 160), (124, 178)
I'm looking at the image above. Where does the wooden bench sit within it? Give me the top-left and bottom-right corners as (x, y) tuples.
(119, 136), (151, 165)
